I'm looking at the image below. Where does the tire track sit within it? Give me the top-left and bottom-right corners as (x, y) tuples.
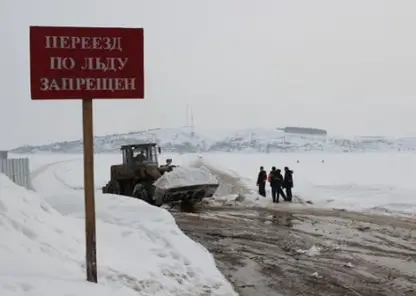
(174, 204), (416, 296)
(51, 166), (104, 191)
(30, 158), (81, 192)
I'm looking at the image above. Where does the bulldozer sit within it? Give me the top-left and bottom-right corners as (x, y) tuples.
(101, 143), (219, 207)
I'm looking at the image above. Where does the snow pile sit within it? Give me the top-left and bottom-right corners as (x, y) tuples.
(0, 173), (238, 296)
(153, 166), (218, 189)
(189, 157), (267, 205)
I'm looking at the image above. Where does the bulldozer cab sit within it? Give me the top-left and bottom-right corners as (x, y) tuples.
(121, 143), (161, 167)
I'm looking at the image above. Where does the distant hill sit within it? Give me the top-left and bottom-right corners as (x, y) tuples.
(10, 127), (416, 154)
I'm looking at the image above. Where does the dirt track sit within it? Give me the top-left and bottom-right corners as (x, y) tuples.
(173, 202), (416, 296)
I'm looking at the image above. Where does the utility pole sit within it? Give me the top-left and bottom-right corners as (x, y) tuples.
(190, 106), (194, 138)
(186, 104), (189, 127)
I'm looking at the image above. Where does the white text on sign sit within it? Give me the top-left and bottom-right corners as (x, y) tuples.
(45, 36), (122, 51)
(40, 34), (137, 92)
(49, 57), (129, 72)
(40, 77), (137, 92)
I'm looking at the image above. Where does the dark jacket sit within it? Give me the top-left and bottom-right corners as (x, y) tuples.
(269, 170), (283, 188)
(284, 170), (294, 188)
(257, 170), (267, 185)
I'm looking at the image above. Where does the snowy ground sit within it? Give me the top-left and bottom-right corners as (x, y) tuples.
(3, 151), (416, 295)
(190, 152), (416, 216)
(19, 152), (416, 217)
(0, 153), (238, 296)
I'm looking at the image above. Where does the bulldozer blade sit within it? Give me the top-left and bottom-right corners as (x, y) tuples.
(153, 183), (219, 205)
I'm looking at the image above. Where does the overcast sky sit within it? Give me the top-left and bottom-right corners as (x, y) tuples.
(1, 0), (416, 148)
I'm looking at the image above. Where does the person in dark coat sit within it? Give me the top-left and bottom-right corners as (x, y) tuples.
(283, 166), (294, 202)
(256, 166), (267, 197)
(268, 167), (286, 203)
(275, 169), (287, 201)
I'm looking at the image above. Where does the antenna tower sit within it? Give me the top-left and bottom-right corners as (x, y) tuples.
(190, 106), (194, 138)
(186, 104), (189, 127)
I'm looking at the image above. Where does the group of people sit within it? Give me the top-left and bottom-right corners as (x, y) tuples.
(256, 166), (294, 203)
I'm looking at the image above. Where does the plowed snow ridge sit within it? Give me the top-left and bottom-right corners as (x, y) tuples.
(189, 157), (255, 196)
(0, 168), (238, 296)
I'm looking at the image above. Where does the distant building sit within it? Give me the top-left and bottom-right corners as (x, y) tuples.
(277, 126), (327, 136)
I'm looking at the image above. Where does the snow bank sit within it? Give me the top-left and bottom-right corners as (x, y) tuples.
(188, 157), (269, 205)
(0, 174), (238, 296)
(153, 166), (218, 189)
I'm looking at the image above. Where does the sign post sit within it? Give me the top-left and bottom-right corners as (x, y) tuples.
(82, 98), (96, 282)
(29, 26), (144, 283)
